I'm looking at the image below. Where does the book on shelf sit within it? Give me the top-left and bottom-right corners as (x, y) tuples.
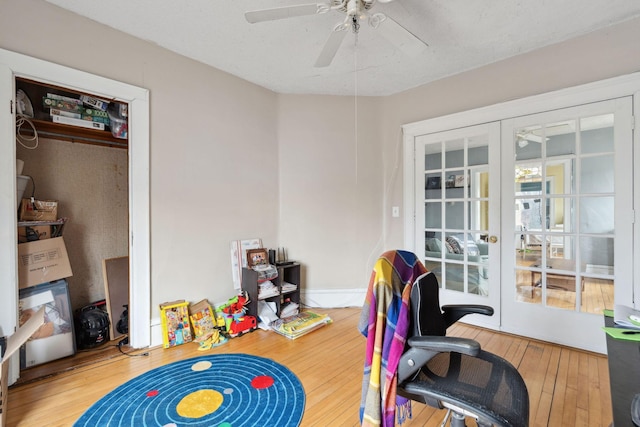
(281, 281), (297, 293)
(50, 109), (110, 125)
(270, 311), (331, 340)
(46, 93), (82, 105)
(258, 280), (279, 299)
(51, 113), (106, 130)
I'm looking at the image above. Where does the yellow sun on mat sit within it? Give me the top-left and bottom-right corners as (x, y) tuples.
(176, 389), (223, 418)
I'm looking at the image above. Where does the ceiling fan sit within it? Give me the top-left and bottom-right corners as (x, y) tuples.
(245, 0), (428, 67)
(516, 121), (577, 147)
(516, 131), (546, 148)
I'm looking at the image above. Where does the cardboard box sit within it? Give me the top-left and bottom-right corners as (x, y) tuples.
(19, 199), (58, 222)
(1, 307), (45, 427)
(17, 237), (73, 289)
(17, 225), (51, 243)
(19, 280), (75, 369)
(17, 219), (67, 244)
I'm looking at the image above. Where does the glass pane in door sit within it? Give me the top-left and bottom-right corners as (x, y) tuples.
(423, 134), (490, 296)
(513, 113), (615, 314)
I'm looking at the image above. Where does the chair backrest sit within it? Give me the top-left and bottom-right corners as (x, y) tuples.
(409, 272), (447, 338)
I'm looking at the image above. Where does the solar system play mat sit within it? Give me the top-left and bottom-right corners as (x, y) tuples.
(74, 353), (305, 427)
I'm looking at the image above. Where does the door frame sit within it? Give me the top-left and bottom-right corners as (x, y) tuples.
(403, 72), (640, 343)
(0, 48), (150, 383)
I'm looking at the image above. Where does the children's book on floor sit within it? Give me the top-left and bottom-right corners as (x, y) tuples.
(189, 299), (216, 342)
(159, 300), (193, 348)
(270, 311), (332, 339)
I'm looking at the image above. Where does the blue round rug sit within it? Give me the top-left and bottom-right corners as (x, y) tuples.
(74, 353), (305, 427)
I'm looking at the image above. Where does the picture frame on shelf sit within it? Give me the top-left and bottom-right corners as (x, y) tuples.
(454, 174), (468, 188)
(246, 248), (269, 268)
(426, 176), (441, 190)
(445, 174), (456, 188)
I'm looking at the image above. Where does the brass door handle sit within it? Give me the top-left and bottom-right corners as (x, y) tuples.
(489, 235), (498, 243)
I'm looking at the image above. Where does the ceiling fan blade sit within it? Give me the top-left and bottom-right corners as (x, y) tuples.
(245, 4), (323, 24)
(314, 28), (348, 67)
(377, 16), (428, 58)
(517, 132), (546, 143)
(525, 134), (545, 143)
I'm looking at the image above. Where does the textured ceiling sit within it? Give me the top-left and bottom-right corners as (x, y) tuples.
(44, 0), (640, 96)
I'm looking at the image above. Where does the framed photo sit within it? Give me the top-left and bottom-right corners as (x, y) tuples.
(454, 174), (468, 188)
(445, 174), (456, 188)
(426, 177), (441, 190)
(246, 248), (269, 268)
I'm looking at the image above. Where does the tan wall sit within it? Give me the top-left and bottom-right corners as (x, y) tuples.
(379, 15), (640, 251)
(2, 0), (280, 309)
(276, 95), (383, 290)
(3, 0), (640, 306)
(17, 140), (128, 309)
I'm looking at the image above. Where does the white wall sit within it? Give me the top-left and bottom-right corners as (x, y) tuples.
(2, 0), (640, 310)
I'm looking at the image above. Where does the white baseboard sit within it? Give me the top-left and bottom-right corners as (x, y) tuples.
(301, 288), (366, 309)
(150, 318), (163, 348)
(148, 288), (366, 348)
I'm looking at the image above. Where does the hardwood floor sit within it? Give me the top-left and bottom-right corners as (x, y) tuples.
(515, 253), (614, 315)
(6, 308), (612, 426)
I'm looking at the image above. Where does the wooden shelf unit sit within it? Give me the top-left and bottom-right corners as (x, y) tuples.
(242, 263), (301, 319)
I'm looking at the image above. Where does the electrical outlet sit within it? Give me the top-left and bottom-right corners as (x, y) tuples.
(392, 206), (400, 217)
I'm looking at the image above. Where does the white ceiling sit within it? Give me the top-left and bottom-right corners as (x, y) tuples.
(45, 0), (640, 96)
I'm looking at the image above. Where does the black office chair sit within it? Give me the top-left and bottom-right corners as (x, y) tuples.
(396, 271), (529, 427)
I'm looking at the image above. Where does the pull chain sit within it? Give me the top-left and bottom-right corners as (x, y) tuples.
(353, 19), (359, 182)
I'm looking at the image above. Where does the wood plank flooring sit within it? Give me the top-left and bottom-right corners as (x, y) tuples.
(6, 308), (612, 426)
(515, 253), (614, 315)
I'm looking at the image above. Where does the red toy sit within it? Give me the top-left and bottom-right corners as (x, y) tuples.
(219, 292), (257, 337)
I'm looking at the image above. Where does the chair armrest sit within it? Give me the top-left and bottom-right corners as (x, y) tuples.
(397, 336), (480, 383)
(442, 304), (494, 328)
(408, 336), (480, 356)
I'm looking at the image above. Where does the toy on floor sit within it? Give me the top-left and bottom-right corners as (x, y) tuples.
(197, 329), (228, 350)
(218, 292), (258, 337)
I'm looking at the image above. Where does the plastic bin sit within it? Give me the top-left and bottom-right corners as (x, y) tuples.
(16, 175), (30, 206)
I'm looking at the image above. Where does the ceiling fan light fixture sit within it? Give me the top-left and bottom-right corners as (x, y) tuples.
(245, 0), (426, 67)
(347, 0), (358, 16)
(369, 12), (386, 28)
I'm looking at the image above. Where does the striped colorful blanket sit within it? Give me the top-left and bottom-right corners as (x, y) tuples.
(358, 250), (428, 426)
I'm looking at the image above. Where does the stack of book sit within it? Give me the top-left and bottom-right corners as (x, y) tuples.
(270, 311), (332, 340)
(258, 280), (279, 299)
(281, 281), (297, 293)
(43, 93), (110, 130)
(279, 301), (299, 318)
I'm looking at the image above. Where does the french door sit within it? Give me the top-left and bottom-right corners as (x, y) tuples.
(413, 123), (501, 329)
(501, 98), (633, 353)
(409, 97), (633, 353)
